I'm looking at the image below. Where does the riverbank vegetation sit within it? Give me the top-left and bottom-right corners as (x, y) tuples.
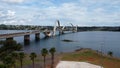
(0, 40), (5, 44)
(0, 40), (120, 68)
(0, 40), (57, 68)
(61, 48), (120, 68)
(0, 40), (22, 60)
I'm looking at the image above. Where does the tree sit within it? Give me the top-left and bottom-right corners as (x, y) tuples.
(0, 40), (22, 68)
(41, 48), (48, 68)
(0, 40), (22, 60)
(10, 52), (18, 68)
(3, 56), (14, 68)
(29, 52), (37, 68)
(0, 64), (6, 68)
(49, 47), (56, 68)
(108, 51), (113, 57)
(18, 52), (25, 68)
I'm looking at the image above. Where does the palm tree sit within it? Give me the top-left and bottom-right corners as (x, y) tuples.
(29, 52), (37, 68)
(11, 52), (18, 68)
(108, 51), (113, 57)
(18, 52), (25, 68)
(41, 48), (48, 68)
(49, 47), (56, 68)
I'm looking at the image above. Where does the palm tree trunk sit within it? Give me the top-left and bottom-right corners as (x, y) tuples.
(33, 60), (34, 68)
(20, 60), (23, 68)
(51, 54), (54, 68)
(44, 56), (46, 68)
(5, 64), (7, 68)
(14, 63), (16, 68)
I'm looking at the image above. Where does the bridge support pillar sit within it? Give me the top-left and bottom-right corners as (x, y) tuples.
(24, 35), (30, 45)
(6, 37), (13, 41)
(35, 33), (40, 41)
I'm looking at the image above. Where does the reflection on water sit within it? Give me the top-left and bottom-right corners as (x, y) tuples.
(0, 30), (120, 58)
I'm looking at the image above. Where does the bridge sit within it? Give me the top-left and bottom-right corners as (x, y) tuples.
(0, 20), (78, 44)
(0, 30), (41, 44)
(0, 29), (77, 44)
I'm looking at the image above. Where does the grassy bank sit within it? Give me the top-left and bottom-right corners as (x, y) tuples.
(0, 54), (59, 68)
(0, 48), (120, 68)
(60, 48), (120, 68)
(0, 54), (42, 68)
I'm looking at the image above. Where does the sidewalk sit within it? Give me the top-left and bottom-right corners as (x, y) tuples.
(56, 61), (103, 68)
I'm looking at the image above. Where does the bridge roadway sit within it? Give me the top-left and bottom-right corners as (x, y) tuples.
(0, 29), (77, 39)
(0, 29), (76, 44)
(0, 30), (40, 39)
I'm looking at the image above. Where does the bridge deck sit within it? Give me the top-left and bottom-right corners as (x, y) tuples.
(0, 30), (40, 39)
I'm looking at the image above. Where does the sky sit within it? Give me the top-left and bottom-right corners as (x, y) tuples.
(0, 0), (120, 26)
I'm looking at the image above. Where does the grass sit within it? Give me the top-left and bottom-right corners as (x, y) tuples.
(0, 54), (43, 68)
(0, 49), (120, 68)
(15, 54), (43, 67)
(61, 48), (120, 68)
(0, 54), (59, 68)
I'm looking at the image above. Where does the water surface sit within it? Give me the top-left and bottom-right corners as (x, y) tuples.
(0, 30), (120, 58)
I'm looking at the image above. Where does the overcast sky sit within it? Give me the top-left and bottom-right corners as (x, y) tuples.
(0, 0), (120, 26)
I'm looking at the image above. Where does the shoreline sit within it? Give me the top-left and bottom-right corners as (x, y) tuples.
(0, 48), (120, 68)
(60, 48), (120, 68)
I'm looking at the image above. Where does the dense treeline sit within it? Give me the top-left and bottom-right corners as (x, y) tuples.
(77, 26), (120, 31)
(0, 24), (120, 31)
(0, 24), (42, 30)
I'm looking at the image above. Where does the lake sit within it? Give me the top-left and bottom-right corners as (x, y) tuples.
(0, 30), (120, 58)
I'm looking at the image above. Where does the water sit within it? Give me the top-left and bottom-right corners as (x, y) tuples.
(0, 30), (120, 58)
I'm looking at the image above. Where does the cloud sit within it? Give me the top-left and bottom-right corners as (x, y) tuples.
(2, 0), (25, 3)
(0, 0), (120, 26)
(0, 10), (15, 21)
(21, 1), (120, 26)
(0, 9), (29, 25)
(7, 10), (15, 16)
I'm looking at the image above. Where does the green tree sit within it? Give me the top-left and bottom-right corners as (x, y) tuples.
(18, 52), (25, 68)
(3, 56), (14, 68)
(49, 47), (56, 68)
(0, 64), (6, 68)
(108, 51), (113, 57)
(29, 52), (37, 68)
(10, 52), (18, 68)
(0, 40), (22, 60)
(41, 48), (48, 68)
